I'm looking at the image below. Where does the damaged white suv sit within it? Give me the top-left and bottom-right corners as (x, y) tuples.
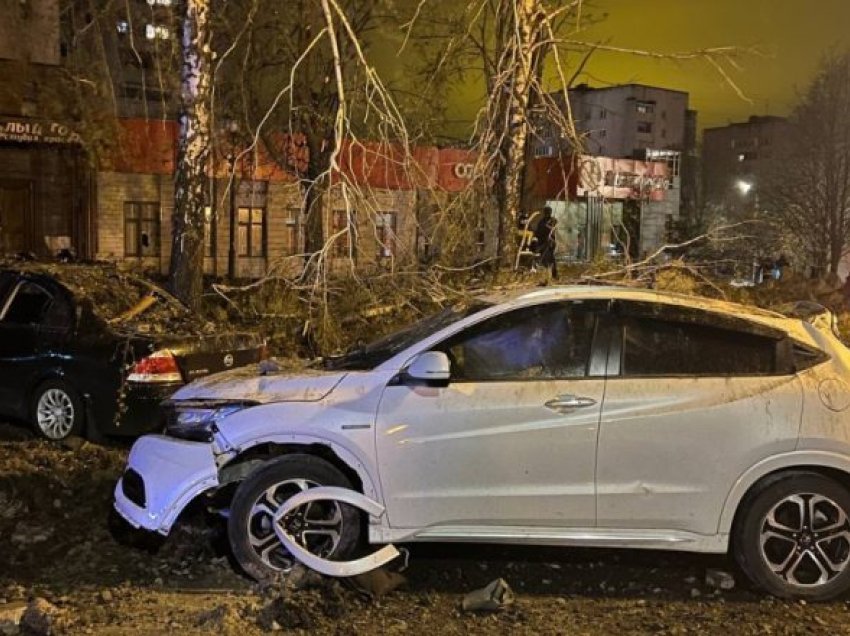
(115, 286), (850, 600)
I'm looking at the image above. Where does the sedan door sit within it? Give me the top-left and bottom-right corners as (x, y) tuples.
(596, 301), (803, 536)
(375, 300), (608, 533)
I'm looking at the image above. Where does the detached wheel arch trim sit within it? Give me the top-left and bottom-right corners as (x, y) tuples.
(272, 486), (400, 577)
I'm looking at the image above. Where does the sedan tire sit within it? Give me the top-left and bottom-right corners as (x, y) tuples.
(228, 454), (362, 583)
(734, 471), (850, 601)
(31, 380), (84, 441)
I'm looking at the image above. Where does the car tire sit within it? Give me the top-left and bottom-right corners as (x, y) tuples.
(31, 379), (84, 441)
(227, 454), (362, 583)
(734, 471), (850, 600)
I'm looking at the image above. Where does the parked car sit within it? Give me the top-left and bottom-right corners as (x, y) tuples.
(0, 265), (264, 440)
(116, 286), (850, 600)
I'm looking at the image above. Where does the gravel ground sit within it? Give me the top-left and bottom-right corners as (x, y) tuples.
(0, 423), (847, 635)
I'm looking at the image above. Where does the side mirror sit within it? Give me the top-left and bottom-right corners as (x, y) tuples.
(406, 351), (451, 384)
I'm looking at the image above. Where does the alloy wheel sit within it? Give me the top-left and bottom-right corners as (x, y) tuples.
(246, 478), (344, 571)
(36, 388), (75, 440)
(759, 492), (850, 587)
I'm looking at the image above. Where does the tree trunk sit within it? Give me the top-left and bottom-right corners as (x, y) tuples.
(492, 0), (544, 267)
(169, 0), (212, 310)
(302, 131), (333, 257)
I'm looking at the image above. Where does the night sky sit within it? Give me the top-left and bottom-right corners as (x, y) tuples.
(576, 0), (850, 131)
(379, 0), (850, 139)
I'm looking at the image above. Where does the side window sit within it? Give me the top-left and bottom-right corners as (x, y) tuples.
(2, 282), (54, 326)
(621, 315), (778, 376)
(435, 302), (597, 381)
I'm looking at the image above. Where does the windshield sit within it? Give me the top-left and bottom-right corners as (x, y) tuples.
(324, 300), (492, 371)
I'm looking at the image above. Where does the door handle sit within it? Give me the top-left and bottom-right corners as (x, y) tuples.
(544, 394), (597, 412)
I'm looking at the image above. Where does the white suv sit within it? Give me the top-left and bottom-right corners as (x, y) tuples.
(115, 286), (850, 600)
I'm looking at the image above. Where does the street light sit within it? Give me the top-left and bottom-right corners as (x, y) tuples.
(736, 179), (753, 195)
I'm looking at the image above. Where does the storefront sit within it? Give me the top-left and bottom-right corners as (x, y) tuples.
(0, 118), (94, 258)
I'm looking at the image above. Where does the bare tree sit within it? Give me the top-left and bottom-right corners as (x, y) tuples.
(763, 51), (850, 275)
(168, 0), (212, 309)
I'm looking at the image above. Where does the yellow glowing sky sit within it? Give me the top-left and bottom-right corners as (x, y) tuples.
(575, 0), (850, 131)
(376, 0), (850, 140)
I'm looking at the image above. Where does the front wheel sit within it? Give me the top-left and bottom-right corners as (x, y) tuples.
(31, 380), (84, 441)
(227, 454), (362, 582)
(734, 471), (850, 600)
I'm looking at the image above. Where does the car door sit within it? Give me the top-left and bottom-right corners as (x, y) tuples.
(0, 277), (64, 416)
(596, 301), (803, 535)
(375, 299), (608, 532)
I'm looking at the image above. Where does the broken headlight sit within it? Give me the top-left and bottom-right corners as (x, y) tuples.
(164, 403), (249, 442)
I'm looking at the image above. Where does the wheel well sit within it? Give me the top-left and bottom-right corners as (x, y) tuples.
(218, 442), (365, 494)
(729, 464), (850, 542)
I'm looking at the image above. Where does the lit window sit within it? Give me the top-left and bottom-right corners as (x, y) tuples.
(237, 207), (266, 257)
(145, 24), (170, 40)
(147, 0), (173, 5)
(284, 208), (300, 255)
(376, 212), (397, 259)
(116, 20), (129, 34)
(203, 206), (215, 257)
(332, 210), (356, 258)
(636, 101), (655, 115)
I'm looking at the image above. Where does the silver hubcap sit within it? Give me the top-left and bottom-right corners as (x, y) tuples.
(760, 493), (850, 587)
(247, 479), (344, 571)
(36, 388), (75, 440)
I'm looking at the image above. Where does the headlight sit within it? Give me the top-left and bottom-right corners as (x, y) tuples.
(164, 402), (249, 442)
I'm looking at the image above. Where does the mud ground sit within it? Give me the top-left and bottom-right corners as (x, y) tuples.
(1, 424), (848, 635)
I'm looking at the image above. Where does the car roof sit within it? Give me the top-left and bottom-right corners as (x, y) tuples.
(478, 285), (816, 344)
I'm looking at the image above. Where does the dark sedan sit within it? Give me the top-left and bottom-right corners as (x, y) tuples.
(0, 265), (264, 440)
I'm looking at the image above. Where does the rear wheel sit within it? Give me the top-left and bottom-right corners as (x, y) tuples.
(227, 454), (362, 582)
(31, 380), (84, 441)
(734, 471), (850, 600)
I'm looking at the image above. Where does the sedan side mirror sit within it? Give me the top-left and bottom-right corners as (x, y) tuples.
(406, 351), (451, 385)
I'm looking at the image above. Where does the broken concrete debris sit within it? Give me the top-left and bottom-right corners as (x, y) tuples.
(461, 578), (515, 612)
(705, 569), (736, 591)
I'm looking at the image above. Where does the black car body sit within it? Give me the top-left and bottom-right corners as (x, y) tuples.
(0, 266), (264, 439)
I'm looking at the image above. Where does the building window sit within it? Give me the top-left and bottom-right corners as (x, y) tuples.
(637, 121), (653, 134)
(284, 208), (301, 255)
(145, 24), (171, 40)
(332, 209), (356, 258)
(124, 202), (161, 257)
(636, 101), (655, 115)
(661, 128), (666, 139)
(476, 227), (486, 255)
(237, 207), (266, 257)
(147, 0), (173, 5)
(599, 109), (607, 119)
(116, 20), (129, 34)
(376, 212), (397, 258)
(203, 206), (215, 258)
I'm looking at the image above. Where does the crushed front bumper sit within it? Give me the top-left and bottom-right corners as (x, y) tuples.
(113, 435), (219, 535)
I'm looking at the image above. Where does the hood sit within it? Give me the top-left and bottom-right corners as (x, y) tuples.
(171, 362), (348, 404)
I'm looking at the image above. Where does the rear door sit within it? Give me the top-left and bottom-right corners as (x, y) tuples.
(596, 301), (803, 535)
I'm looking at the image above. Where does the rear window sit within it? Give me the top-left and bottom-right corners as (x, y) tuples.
(621, 316), (778, 376)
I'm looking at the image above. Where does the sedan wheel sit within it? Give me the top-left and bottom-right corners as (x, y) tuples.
(32, 381), (83, 441)
(735, 472), (850, 600)
(228, 454), (362, 582)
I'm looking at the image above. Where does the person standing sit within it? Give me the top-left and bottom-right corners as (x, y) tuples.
(534, 206), (558, 279)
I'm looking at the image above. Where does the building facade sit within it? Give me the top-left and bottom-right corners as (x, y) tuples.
(702, 115), (790, 210)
